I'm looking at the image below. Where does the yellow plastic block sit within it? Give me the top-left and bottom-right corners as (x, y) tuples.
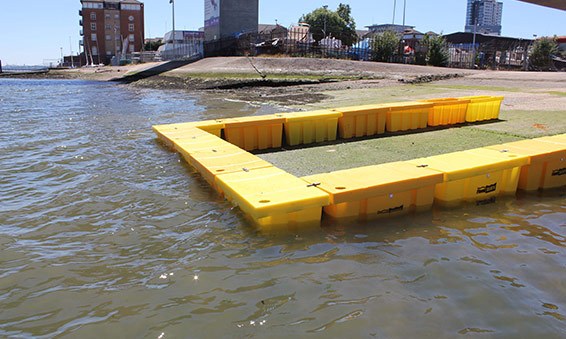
(215, 167), (330, 227)
(154, 120), (224, 137)
(420, 98), (470, 126)
(407, 148), (530, 206)
(538, 134), (566, 145)
(281, 110), (342, 146)
(460, 96), (504, 122)
(174, 132), (237, 159)
(334, 104), (388, 138)
(187, 145), (273, 189)
(195, 120), (225, 137)
(152, 125), (212, 150)
(385, 102), (434, 132)
(302, 162), (444, 219)
(487, 138), (566, 190)
(224, 115), (285, 151)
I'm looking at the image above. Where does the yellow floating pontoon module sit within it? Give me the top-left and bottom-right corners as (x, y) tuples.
(165, 128), (226, 155)
(487, 136), (566, 190)
(334, 104), (388, 138)
(539, 133), (566, 144)
(459, 95), (504, 122)
(385, 101), (434, 132)
(153, 120), (225, 151)
(186, 143), (273, 191)
(280, 110), (342, 146)
(302, 162), (444, 219)
(407, 148), (530, 206)
(215, 166), (330, 227)
(419, 98), (470, 126)
(224, 115), (285, 151)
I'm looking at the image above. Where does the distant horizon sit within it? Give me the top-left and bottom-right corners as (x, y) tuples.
(0, 0), (564, 65)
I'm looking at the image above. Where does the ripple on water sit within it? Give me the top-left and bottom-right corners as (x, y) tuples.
(1, 79), (565, 338)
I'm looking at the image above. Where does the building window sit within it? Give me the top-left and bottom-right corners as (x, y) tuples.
(105, 13), (110, 19)
(91, 23), (96, 30)
(129, 34), (135, 42)
(92, 46), (98, 55)
(106, 34), (111, 41)
(91, 33), (97, 41)
(90, 12), (96, 20)
(83, 2), (103, 9)
(129, 23), (134, 32)
(115, 14), (119, 19)
(116, 35), (121, 41)
(122, 4), (141, 10)
(105, 24), (111, 30)
(129, 45), (135, 53)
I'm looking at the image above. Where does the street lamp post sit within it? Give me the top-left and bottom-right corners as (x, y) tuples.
(402, 0), (406, 28)
(323, 5), (328, 38)
(392, 0), (397, 25)
(170, 0), (176, 58)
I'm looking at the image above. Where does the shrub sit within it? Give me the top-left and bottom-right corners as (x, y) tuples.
(371, 30), (399, 62)
(423, 34), (449, 67)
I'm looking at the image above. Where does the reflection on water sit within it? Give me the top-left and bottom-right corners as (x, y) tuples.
(0, 79), (564, 338)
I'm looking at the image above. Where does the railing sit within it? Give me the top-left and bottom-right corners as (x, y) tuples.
(159, 40), (204, 61)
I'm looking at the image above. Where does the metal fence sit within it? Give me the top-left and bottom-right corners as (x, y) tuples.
(159, 39), (204, 61)
(203, 30), (372, 61)
(447, 42), (529, 70)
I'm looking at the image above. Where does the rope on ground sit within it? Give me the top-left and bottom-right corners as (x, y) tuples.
(247, 57), (266, 79)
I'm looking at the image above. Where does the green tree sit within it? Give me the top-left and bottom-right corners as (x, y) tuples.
(336, 4), (358, 46)
(529, 37), (558, 70)
(423, 34), (449, 67)
(371, 30), (399, 62)
(299, 3), (358, 46)
(144, 39), (163, 51)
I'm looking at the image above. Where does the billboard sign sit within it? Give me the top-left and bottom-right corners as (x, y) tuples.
(205, 0), (220, 28)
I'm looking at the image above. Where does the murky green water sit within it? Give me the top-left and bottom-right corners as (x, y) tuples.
(1, 79), (564, 338)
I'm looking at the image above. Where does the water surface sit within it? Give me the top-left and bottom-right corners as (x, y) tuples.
(0, 79), (564, 338)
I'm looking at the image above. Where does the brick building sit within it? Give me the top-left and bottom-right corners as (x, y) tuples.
(79, 0), (145, 65)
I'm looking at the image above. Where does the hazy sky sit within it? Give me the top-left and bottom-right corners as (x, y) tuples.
(0, 0), (564, 65)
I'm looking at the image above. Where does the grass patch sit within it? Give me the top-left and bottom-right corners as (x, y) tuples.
(545, 91), (566, 97)
(471, 110), (566, 138)
(257, 127), (525, 177)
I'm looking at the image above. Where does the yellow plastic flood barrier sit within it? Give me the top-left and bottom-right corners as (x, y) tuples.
(223, 115), (285, 151)
(539, 133), (566, 144)
(486, 137), (566, 191)
(152, 120), (225, 150)
(302, 162), (444, 219)
(185, 143), (273, 190)
(334, 104), (388, 138)
(385, 101), (434, 132)
(407, 148), (530, 206)
(420, 98), (470, 126)
(281, 110), (342, 146)
(215, 166), (330, 227)
(164, 128), (225, 155)
(460, 95), (504, 122)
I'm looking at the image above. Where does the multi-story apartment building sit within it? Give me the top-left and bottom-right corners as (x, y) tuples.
(79, 0), (145, 65)
(465, 0), (503, 36)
